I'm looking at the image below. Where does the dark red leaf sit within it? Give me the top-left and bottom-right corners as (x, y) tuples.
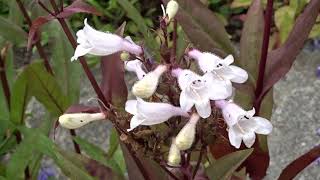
(65, 104), (100, 114)
(162, 0), (237, 57)
(57, 0), (102, 18)
(27, 16), (54, 49)
(28, 0), (101, 50)
(257, 0), (320, 102)
(210, 127), (270, 179)
(100, 23), (128, 109)
(120, 142), (168, 180)
(279, 145), (320, 180)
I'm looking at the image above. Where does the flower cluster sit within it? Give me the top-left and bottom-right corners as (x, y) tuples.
(57, 0), (273, 167)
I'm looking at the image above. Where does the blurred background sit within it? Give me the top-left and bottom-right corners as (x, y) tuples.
(0, 0), (319, 179)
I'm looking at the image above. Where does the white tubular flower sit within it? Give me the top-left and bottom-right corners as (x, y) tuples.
(125, 98), (189, 131)
(165, 0), (179, 22)
(132, 65), (167, 98)
(58, 113), (105, 129)
(124, 59), (147, 80)
(188, 49), (248, 84)
(167, 138), (181, 167)
(215, 100), (273, 149)
(71, 19), (142, 61)
(172, 68), (231, 118)
(175, 114), (200, 150)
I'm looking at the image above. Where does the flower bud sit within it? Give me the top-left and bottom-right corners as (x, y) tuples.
(58, 113), (105, 129)
(167, 139), (181, 167)
(132, 65), (167, 98)
(166, 0), (179, 22)
(175, 114), (200, 150)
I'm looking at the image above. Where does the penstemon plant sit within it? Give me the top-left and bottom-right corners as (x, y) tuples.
(0, 0), (319, 179)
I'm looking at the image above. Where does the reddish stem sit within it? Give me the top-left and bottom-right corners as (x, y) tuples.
(47, 1), (152, 179)
(171, 19), (177, 64)
(16, 0), (53, 74)
(0, 53), (11, 108)
(254, 0), (273, 114)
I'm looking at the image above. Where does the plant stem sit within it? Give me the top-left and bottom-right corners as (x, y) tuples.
(160, 164), (179, 180)
(171, 19), (177, 64)
(47, 1), (152, 179)
(16, 0), (53, 74)
(192, 147), (205, 179)
(17, 0), (82, 155)
(254, 0), (273, 114)
(0, 53), (11, 108)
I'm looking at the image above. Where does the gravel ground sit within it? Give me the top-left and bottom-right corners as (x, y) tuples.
(25, 48), (320, 179)
(266, 49), (320, 180)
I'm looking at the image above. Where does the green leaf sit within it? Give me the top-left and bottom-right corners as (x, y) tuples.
(25, 61), (70, 116)
(0, 16), (27, 45)
(290, 0), (309, 15)
(73, 137), (124, 176)
(275, 6), (295, 43)
(49, 21), (82, 104)
(235, 0), (264, 109)
(206, 149), (253, 180)
(10, 70), (31, 124)
(117, 0), (160, 60)
(120, 142), (168, 180)
(231, 0), (252, 8)
(108, 127), (119, 157)
(165, 0), (237, 57)
(309, 23), (320, 38)
(239, 0), (264, 82)
(8, 0), (24, 26)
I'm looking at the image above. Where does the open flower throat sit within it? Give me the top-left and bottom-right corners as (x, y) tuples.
(58, 0), (273, 168)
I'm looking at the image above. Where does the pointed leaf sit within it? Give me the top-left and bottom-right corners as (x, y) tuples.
(239, 0), (264, 81)
(120, 142), (168, 180)
(25, 62), (70, 116)
(49, 22), (82, 104)
(0, 16), (27, 44)
(73, 136), (124, 176)
(100, 23), (128, 109)
(163, 0), (237, 57)
(259, 0), (320, 102)
(57, 0), (102, 18)
(279, 145), (320, 180)
(10, 69), (31, 124)
(206, 149), (253, 180)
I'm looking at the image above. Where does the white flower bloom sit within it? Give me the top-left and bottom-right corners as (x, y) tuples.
(58, 113), (105, 129)
(188, 49), (248, 84)
(175, 113), (200, 150)
(167, 138), (181, 167)
(132, 65), (167, 98)
(215, 100), (273, 148)
(172, 68), (232, 118)
(124, 59), (147, 80)
(125, 98), (189, 131)
(71, 19), (142, 61)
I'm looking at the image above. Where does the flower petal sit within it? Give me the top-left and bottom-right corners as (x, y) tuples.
(242, 132), (256, 148)
(223, 55), (234, 65)
(246, 108), (256, 117)
(195, 100), (211, 118)
(71, 45), (93, 61)
(228, 127), (242, 149)
(180, 90), (194, 111)
(229, 65), (248, 83)
(125, 100), (137, 115)
(127, 115), (144, 131)
(254, 117), (273, 135)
